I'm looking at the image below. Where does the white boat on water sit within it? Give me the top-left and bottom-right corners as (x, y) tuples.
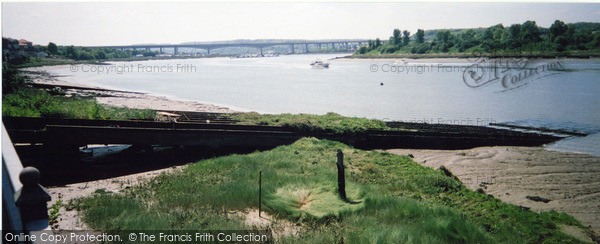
(310, 59), (330, 68)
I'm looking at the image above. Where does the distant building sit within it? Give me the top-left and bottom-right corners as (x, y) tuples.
(3, 37), (39, 63)
(18, 39), (33, 51)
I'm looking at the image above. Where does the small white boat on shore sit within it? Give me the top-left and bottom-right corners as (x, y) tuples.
(310, 59), (330, 68)
(393, 59), (408, 65)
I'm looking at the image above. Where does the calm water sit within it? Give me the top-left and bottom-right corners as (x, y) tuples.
(46, 54), (600, 155)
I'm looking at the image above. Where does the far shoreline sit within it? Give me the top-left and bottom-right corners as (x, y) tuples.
(347, 50), (600, 59)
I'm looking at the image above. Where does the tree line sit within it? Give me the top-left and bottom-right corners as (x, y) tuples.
(45, 43), (159, 60)
(356, 20), (600, 55)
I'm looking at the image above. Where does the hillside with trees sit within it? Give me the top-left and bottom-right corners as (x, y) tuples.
(355, 20), (600, 57)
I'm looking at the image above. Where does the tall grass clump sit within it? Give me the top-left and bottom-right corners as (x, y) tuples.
(70, 138), (587, 243)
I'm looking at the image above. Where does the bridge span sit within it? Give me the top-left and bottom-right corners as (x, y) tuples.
(86, 40), (369, 56)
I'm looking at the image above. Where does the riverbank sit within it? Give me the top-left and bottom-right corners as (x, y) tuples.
(45, 144), (599, 241)
(56, 138), (593, 242)
(349, 50), (600, 59)
(15, 55), (222, 69)
(388, 146), (600, 239)
(22, 66), (235, 113)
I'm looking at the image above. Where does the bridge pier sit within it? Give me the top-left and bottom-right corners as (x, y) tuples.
(174, 47), (178, 55)
(305, 43), (308, 53)
(159, 47), (163, 53)
(259, 47), (263, 57)
(290, 44), (294, 54)
(207, 48), (210, 56)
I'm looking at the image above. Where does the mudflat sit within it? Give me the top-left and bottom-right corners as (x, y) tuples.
(388, 146), (600, 235)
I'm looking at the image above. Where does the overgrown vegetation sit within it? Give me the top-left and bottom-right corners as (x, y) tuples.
(356, 20), (600, 56)
(70, 138), (586, 243)
(231, 112), (390, 134)
(49, 195), (63, 229)
(2, 64), (157, 120)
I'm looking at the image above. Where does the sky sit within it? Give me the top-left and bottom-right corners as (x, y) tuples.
(2, 2), (600, 46)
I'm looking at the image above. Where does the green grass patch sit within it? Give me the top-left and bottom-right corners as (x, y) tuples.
(231, 112), (390, 134)
(2, 64), (157, 120)
(70, 138), (587, 243)
(2, 87), (157, 120)
(267, 182), (364, 220)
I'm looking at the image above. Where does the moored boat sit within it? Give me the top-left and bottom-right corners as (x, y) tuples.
(310, 59), (330, 68)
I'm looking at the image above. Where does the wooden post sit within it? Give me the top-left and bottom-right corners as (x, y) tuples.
(336, 149), (348, 202)
(258, 170), (262, 217)
(15, 167), (51, 230)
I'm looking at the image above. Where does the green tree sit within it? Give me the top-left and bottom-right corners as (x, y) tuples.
(592, 32), (600, 49)
(457, 29), (478, 52)
(550, 22), (576, 51)
(78, 50), (94, 60)
(554, 36), (569, 51)
(357, 46), (368, 54)
(375, 38), (381, 48)
(507, 24), (522, 49)
(416, 29), (425, 44)
(520, 20), (541, 44)
(65, 46), (79, 60)
(411, 43), (430, 54)
(402, 30), (411, 46)
(432, 30), (454, 52)
(392, 29), (401, 46)
(94, 49), (107, 59)
(47, 42), (58, 55)
(573, 30), (592, 49)
(480, 24), (504, 43)
(549, 20), (568, 42)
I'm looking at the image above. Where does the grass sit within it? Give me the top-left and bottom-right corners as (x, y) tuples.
(69, 138), (587, 243)
(231, 112), (390, 134)
(2, 87), (157, 120)
(49, 195), (63, 229)
(2, 64), (157, 120)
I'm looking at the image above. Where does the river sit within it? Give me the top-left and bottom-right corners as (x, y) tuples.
(45, 53), (600, 155)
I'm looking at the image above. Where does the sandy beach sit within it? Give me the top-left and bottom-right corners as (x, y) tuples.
(23, 66), (235, 113)
(388, 146), (600, 237)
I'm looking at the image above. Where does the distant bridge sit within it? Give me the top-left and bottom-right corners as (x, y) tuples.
(86, 40), (369, 56)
